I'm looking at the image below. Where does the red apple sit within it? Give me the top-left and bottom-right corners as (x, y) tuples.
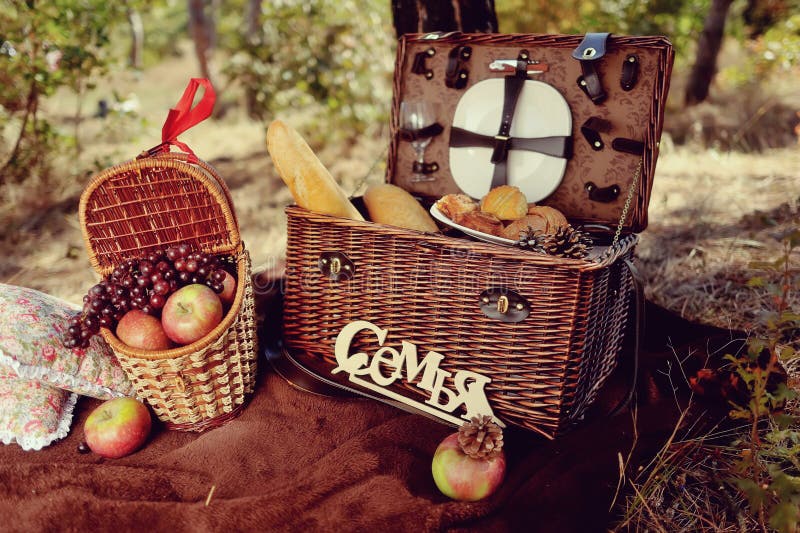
(219, 271), (236, 305)
(431, 432), (506, 501)
(161, 284), (223, 345)
(116, 310), (172, 350)
(84, 397), (151, 459)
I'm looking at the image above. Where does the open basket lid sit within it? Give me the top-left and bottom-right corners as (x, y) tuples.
(386, 33), (675, 234)
(79, 79), (241, 276)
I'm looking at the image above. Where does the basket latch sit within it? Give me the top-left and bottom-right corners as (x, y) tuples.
(573, 32), (610, 104)
(319, 251), (355, 281)
(479, 288), (530, 323)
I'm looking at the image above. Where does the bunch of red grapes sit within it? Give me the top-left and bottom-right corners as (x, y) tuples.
(62, 243), (234, 349)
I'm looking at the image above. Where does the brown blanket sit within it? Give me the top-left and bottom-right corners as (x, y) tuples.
(0, 297), (737, 532)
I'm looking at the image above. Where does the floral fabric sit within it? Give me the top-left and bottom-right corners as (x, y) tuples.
(0, 365), (77, 450)
(0, 283), (133, 399)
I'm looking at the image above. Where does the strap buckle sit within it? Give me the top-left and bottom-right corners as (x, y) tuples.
(491, 135), (511, 164)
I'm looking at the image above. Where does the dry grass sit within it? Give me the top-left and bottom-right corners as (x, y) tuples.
(639, 147), (800, 336)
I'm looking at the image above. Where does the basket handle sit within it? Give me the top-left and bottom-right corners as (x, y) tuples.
(142, 78), (216, 160)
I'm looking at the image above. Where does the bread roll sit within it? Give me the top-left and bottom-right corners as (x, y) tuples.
(435, 193), (478, 220)
(266, 120), (364, 221)
(502, 206), (569, 240)
(480, 185), (527, 221)
(364, 184), (439, 233)
(528, 206), (568, 232)
(501, 215), (548, 240)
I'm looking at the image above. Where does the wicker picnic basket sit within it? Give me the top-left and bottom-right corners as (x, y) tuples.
(79, 150), (258, 431)
(284, 209), (637, 439)
(280, 32), (673, 439)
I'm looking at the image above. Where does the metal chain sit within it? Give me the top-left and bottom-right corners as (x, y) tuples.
(612, 159), (642, 247)
(348, 145), (388, 198)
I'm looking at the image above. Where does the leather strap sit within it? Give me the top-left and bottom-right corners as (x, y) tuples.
(572, 33), (610, 105)
(450, 127), (572, 159)
(580, 116), (611, 151)
(489, 50), (530, 189)
(621, 54), (639, 91)
(445, 46), (471, 89)
(611, 137), (645, 155)
(608, 258), (644, 417)
(491, 77), (524, 188)
(411, 48), (435, 79)
(399, 122), (444, 142)
(585, 181), (620, 203)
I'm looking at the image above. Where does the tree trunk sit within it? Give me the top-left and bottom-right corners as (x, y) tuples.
(188, 0), (215, 84)
(392, 0), (498, 37)
(244, 0), (262, 118)
(456, 0), (498, 33)
(0, 81), (37, 178)
(743, 0), (784, 38)
(126, 5), (144, 70)
(684, 0), (733, 106)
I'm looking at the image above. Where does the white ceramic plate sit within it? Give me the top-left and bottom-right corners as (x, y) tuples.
(449, 78), (572, 202)
(429, 204), (516, 246)
(431, 203), (609, 260)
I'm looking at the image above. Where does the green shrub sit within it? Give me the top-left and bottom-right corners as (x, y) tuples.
(220, 0), (394, 140)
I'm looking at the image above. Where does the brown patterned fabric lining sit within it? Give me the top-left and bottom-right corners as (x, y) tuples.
(387, 34), (674, 233)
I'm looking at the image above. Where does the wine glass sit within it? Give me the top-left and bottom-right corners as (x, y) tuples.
(401, 100), (436, 183)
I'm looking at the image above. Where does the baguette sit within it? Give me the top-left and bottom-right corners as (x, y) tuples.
(266, 120), (364, 221)
(364, 184), (439, 233)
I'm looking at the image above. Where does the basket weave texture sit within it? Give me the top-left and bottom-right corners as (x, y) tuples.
(79, 152), (258, 430)
(283, 206), (636, 439)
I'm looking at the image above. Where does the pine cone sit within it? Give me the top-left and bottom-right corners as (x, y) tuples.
(514, 225), (546, 253)
(541, 225), (593, 259)
(458, 415), (504, 460)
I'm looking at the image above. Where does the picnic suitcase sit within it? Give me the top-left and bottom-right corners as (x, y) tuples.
(280, 32), (673, 438)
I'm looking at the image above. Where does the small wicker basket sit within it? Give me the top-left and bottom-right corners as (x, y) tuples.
(79, 151), (258, 431)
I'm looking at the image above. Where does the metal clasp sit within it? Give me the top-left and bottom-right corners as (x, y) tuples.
(479, 288), (530, 323)
(319, 251), (355, 281)
(491, 135), (511, 164)
(496, 295), (509, 314)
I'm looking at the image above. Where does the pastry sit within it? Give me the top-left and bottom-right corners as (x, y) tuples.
(501, 215), (549, 240)
(435, 193), (478, 220)
(528, 206), (568, 232)
(454, 211), (504, 237)
(480, 185), (527, 221)
(502, 206), (569, 240)
(266, 120), (364, 221)
(364, 184), (439, 233)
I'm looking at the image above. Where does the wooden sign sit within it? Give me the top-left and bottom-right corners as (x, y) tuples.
(332, 320), (503, 427)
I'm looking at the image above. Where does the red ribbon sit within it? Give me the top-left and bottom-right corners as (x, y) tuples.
(157, 78), (216, 157)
